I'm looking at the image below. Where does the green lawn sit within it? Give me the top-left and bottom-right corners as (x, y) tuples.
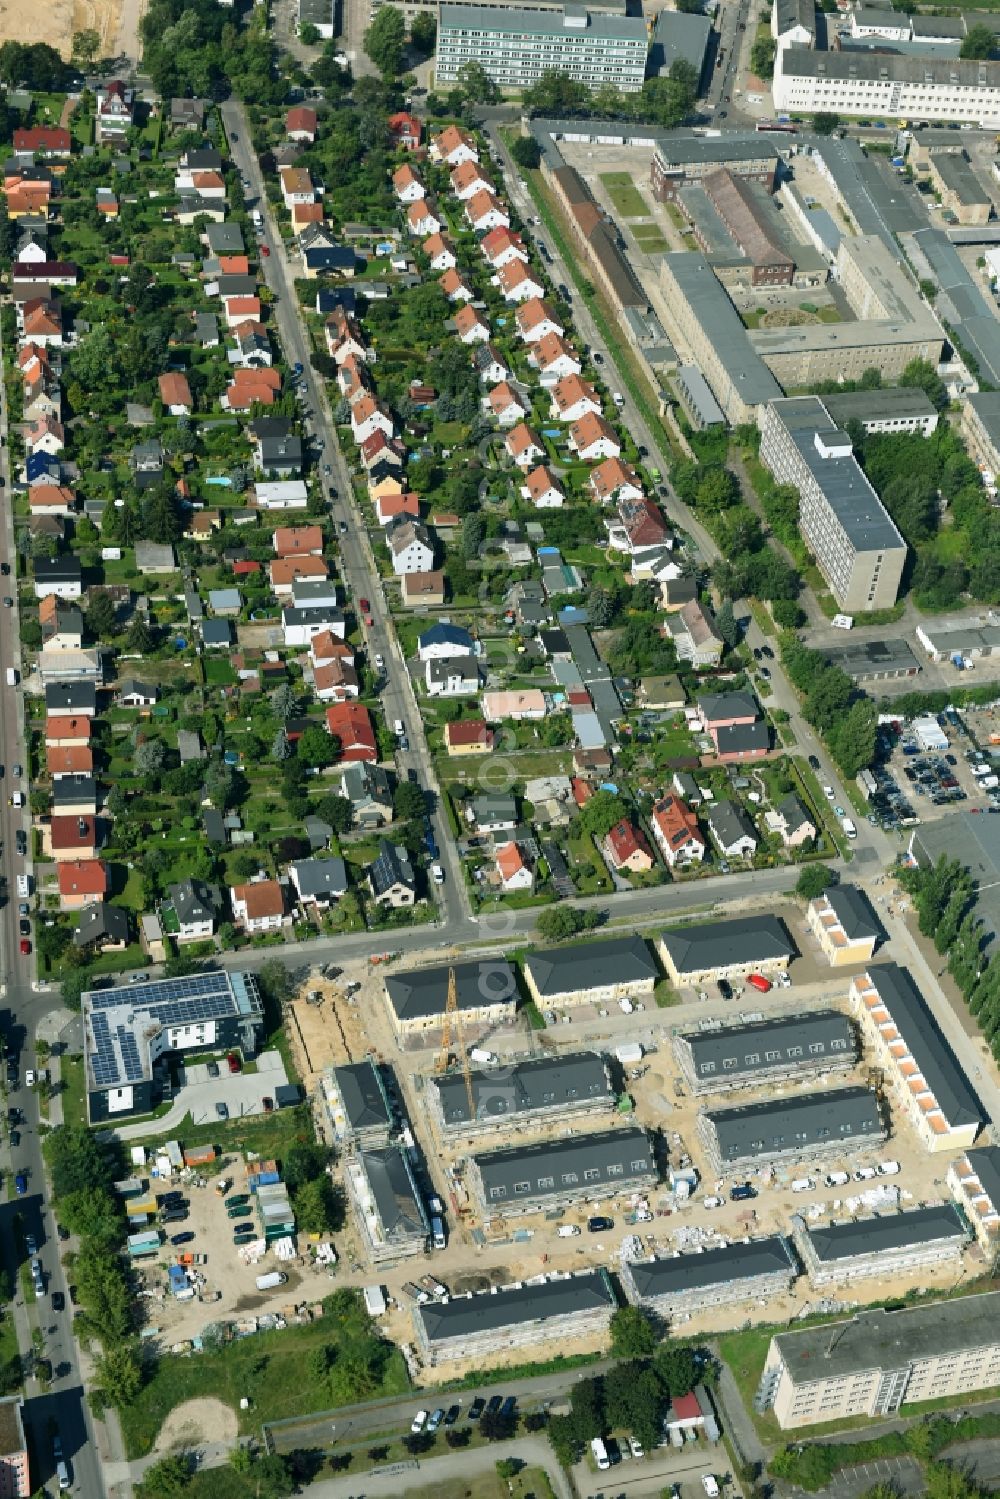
(632, 227), (669, 252)
(120, 1301), (410, 1457)
(600, 172), (649, 219)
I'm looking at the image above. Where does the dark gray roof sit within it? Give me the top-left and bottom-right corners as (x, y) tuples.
(201, 619), (232, 646)
(205, 221), (244, 254)
(169, 880), (221, 927)
(802, 1204), (968, 1263)
(626, 1236), (797, 1299)
(52, 775), (97, 806)
(474, 1127), (655, 1203)
(368, 841), (415, 898)
(649, 11), (711, 79)
(385, 959), (519, 1022)
(359, 1145), (429, 1242)
(433, 1052), (612, 1126)
(291, 857), (348, 899)
(773, 1292), (1000, 1385)
(706, 800), (757, 848)
(824, 885), (880, 942)
(654, 134), (779, 172)
(418, 1269), (616, 1343)
(864, 963), (985, 1131)
(823, 387), (937, 428)
(332, 1060), (393, 1133)
(217, 274), (257, 298)
(439, 2), (645, 41)
(964, 1147), (1000, 1210)
(660, 253), (782, 408)
(783, 44), (1000, 87)
(698, 690), (758, 722)
(776, 793), (813, 832)
(705, 1086), (884, 1163)
(35, 555), (81, 583)
(524, 935), (657, 998)
(681, 1010), (855, 1084)
(46, 682), (96, 713)
(74, 901), (130, 948)
(774, 0), (814, 34)
(661, 915), (794, 975)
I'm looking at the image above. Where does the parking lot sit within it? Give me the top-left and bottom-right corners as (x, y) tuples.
(179, 1049), (290, 1126)
(879, 711), (1000, 830)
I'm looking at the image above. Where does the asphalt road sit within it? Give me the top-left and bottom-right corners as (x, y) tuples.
(220, 99), (469, 929)
(0, 303), (105, 1496)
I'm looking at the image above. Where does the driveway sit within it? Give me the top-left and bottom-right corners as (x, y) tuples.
(181, 1049), (288, 1125)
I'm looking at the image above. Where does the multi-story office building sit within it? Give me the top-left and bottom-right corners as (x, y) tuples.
(435, 4), (649, 93)
(790, 1205), (969, 1288)
(650, 135), (779, 201)
(759, 397), (907, 612)
(850, 964), (985, 1152)
(758, 1292), (1000, 1428)
(773, 48), (1000, 126)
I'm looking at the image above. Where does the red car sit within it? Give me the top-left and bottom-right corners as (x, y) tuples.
(227, 1052), (242, 1075)
(747, 973), (772, 994)
(359, 597), (370, 614)
(19, 939), (30, 956)
(261, 244), (270, 257)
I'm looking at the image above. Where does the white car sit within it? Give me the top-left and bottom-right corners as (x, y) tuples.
(374, 653), (385, 671)
(823, 785), (836, 801)
(629, 1436), (645, 1459)
(703, 1478), (720, 1498)
(431, 863), (445, 884)
(411, 1410), (428, 1433)
(702, 1195), (723, 1209)
(24, 1070), (35, 1088)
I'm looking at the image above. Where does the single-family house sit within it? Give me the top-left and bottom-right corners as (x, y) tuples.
(706, 800), (758, 859)
(389, 519), (434, 575)
(290, 857), (349, 909)
(24, 414), (64, 455)
(407, 199), (441, 237)
(326, 701), (378, 762)
(482, 688), (546, 721)
(515, 298), (563, 344)
(230, 879), (286, 933)
(605, 818), (655, 874)
(286, 105), (318, 142)
(158, 372), (192, 416)
(341, 762), (394, 828)
(451, 159), (494, 200)
(454, 304), (490, 344)
(430, 125), (479, 166)
(28, 484), (75, 519)
(95, 80), (133, 142)
(697, 691), (759, 741)
(466, 189), (509, 234)
(521, 465), (565, 509)
(506, 422), (544, 470)
(425, 654), (480, 697)
(481, 225), (529, 269)
(531, 332), (581, 386)
(388, 111), (422, 150)
(569, 411), (620, 462)
(167, 879), (223, 942)
(440, 267), (473, 302)
(496, 840), (534, 892)
(651, 795), (706, 867)
(418, 621), (476, 661)
(498, 259), (545, 302)
(667, 599), (724, 668)
(445, 718), (495, 756)
(74, 901), (130, 952)
(280, 166), (315, 209)
(474, 342), (510, 385)
(351, 394), (395, 446)
(49, 814), (97, 862)
(33, 556), (82, 600)
(368, 840), (417, 906)
(393, 163), (425, 203)
(38, 596), (82, 652)
(58, 859), (109, 911)
(270, 556), (329, 593)
(401, 571), (446, 607)
(766, 793), (817, 849)
(488, 381), (530, 428)
(551, 373), (601, 424)
(117, 678), (158, 709)
(468, 792), (518, 834)
(423, 233), (457, 272)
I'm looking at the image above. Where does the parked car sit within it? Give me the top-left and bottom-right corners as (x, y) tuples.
(14, 1174), (26, 1196)
(587, 1215), (613, 1232)
(216, 1102), (229, 1120)
(228, 1206), (252, 1219)
(469, 1399), (486, 1421)
(170, 1232), (195, 1246)
(207, 1061), (220, 1078)
(427, 1409), (446, 1432)
(486, 1396), (503, 1416)
(411, 1410), (428, 1433)
(52, 1291), (64, 1311)
(226, 1052), (241, 1074)
(444, 1405), (461, 1426)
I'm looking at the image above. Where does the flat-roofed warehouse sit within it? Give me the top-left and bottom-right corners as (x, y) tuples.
(414, 1269), (617, 1365)
(823, 637), (920, 683)
(523, 935), (658, 1007)
(658, 914), (795, 986)
(383, 958), (519, 1038)
(621, 1236), (799, 1317)
(470, 1126), (657, 1216)
(698, 1085), (885, 1173)
(430, 1051), (614, 1135)
(674, 1009), (856, 1095)
(791, 1204), (970, 1288)
(758, 1290), (1000, 1428)
(850, 964), (985, 1152)
(822, 387), (939, 437)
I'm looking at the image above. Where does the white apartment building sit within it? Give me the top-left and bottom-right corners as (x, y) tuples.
(436, 4), (649, 93)
(774, 48), (1000, 126)
(758, 397), (907, 612)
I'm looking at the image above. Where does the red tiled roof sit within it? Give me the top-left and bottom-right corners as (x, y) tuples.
(233, 879), (284, 918)
(58, 860), (108, 898)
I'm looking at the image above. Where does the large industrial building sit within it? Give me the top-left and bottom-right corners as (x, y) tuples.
(658, 914), (795, 987)
(83, 970), (264, 1123)
(435, 4), (649, 92)
(850, 964), (985, 1152)
(757, 1292), (1000, 1428)
(773, 48), (1000, 127)
(673, 1010), (856, 1095)
(790, 1205), (969, 1287)
(758, 397), (907, 612)
(698, 1086), (885, 1173)
(621, 1236), (799, 1317)
(469, 1127), (657, 1216)
(414, 1270), (617, 1365)
(429, 1052), (614, 1135)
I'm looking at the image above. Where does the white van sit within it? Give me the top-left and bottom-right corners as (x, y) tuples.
(591, 1437), (611, 1471)
(825, 1171), (850, 1188)
(15, 875), (29, 900)
(393, 719), (405, 737)
(557, 1224), (581, 1237)
(841, 817), (857, 840)
(832, 614), (854, 630)
(878, 1160), (901, 1176)
(791, 1177), (815, 1193)
(469, 1047), (497, 1066)
(5, 667), (16, 687)
(430, 1215), (446, 1250)
(255, 1271), (288, 1292)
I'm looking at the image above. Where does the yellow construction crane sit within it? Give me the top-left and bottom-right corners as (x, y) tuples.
(437, 966), (476, 1123)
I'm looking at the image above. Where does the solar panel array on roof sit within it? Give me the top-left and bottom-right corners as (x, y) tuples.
(90, 1012), (119, 1086)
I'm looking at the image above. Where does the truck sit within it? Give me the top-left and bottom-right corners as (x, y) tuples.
(430, 1215), (447, 1250)
(469, 1047), (497, 1066)
(255, 1271), (288, 1292)
(5, 668), (16, 687)
(214, 1178), (233, 1197)
(841, 816), (857, 840)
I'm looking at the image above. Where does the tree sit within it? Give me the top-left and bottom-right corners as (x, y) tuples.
(299, 20), (321, 43)
(394, 781), (426, 822)
(962, 23), (995, 57)
(716, 599), (739, 650)
(496, 1458), (520, 1481)
(85, 590), (118, 640)
(812, 111), (840, 135)
(900, 356), (948, 411)
(750, 34), (777, 76)
(125, 617), (154, 655)
(95, 1344), (142, 1408)
(456, 61), (499, 103)
(364, 5), (406, 74)
(696, 468), (740, 512)
(272, 682), (298, 723)
(134, 738), (166, 777)
(297, 724), (337, 770)
(71, 28), (100, 67)
(204, 760), (238, 811)
(229, 1447), (253, 1474)
(605, 1362), (664, 1453)
(271, 729), (292, 763)
(140, 1453), (192, 1494)
(294, 1174), (342, 1234)
(795, 864), (837, 901)
(316, 794), (353, 834)
(511, 135), (542, 170)
(283, 1141), (330, 1191)
(461, 511), (486, 561)
(61, 970), (91, 1012)
(45, 1125), (116, 1199)
(579, 788), (630, 839)
(828, 697), (878, 778)
(410, 10), (436, 52)
(536, 906), (586, 941)
(610, 1305), (657, 1360)
(653, 1342), (698, 1397)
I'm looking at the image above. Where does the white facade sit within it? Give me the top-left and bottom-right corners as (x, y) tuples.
(774, 48), (1000, 125)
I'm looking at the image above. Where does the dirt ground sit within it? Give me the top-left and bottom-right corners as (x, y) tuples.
(0, 0), (123, 59)
(154, 1398), (238, 1455)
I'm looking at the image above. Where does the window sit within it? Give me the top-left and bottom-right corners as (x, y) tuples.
(490, 1186), (507, 1199)
(607, 1163), (623, 1177)
(584, 1168), (600, 1181)
(513, 1181), (530, 1195)
(631, 1159), (648, 1172)
(562, 1172), (578, 1185)
(538, 1175), (554, 1189)
(723, 1058), (737, 1071)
